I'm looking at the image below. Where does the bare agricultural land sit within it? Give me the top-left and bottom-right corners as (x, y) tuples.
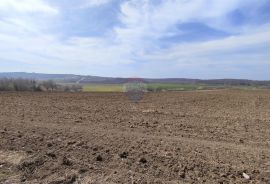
(0, 90), (270, 183)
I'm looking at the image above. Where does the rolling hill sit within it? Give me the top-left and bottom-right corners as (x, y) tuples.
(0, 72), (270, 86)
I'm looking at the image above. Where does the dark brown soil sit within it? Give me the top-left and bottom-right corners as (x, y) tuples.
(0, 90), (270, 183)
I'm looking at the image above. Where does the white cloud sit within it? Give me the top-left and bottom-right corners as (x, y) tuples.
(116, 0), (260, 43)
(115, 0), (241, 54)
(0, 0), (59, 41)
(0, 0), (58, 14)
(0, 30), (133, 68)
(113, 0), (270, 68)
(144, 25), (270, 61)
(80, 0), (112, 8)
(0, 0), (130, 70)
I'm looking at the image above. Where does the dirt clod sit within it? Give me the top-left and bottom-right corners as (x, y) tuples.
(18, 155), (45, 174)
(62, 156), (72, 166)
(78, 168), (88, 174)
(96, 155), (103, 162)
(119, 152), (128, 159)
(46, 151), (56, 159)
(139, 158), (147, 164)
(48, 174), (78, 184)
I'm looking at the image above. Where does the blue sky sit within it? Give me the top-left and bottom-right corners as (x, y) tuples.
(0, 0), (270, 79)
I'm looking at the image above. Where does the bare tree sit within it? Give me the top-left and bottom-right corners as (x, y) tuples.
(0, 78), (38, 91)
(41, 80), (57, 91)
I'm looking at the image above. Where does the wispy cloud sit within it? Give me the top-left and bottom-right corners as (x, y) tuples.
(0, 0), (58, 14)
(79, 0), (112, 8)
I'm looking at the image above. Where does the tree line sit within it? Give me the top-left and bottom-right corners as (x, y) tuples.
(0, 78), (82, 92)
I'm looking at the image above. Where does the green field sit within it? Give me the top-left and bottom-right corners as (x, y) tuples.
(146, 83), (208, 91)
(82, 83), (213, 92)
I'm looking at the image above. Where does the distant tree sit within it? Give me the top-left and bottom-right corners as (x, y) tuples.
(0, 78), (13, 91)
(0, 78), (41, 91)
(0, 78), (82, 92)
(13, 79), (36, 91)
(42, 80), (57, 91)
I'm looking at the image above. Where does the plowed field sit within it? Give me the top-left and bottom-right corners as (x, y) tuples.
(0, 90), (270, 183)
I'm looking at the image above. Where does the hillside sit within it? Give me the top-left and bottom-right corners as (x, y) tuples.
(0, 72), (270, 86)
